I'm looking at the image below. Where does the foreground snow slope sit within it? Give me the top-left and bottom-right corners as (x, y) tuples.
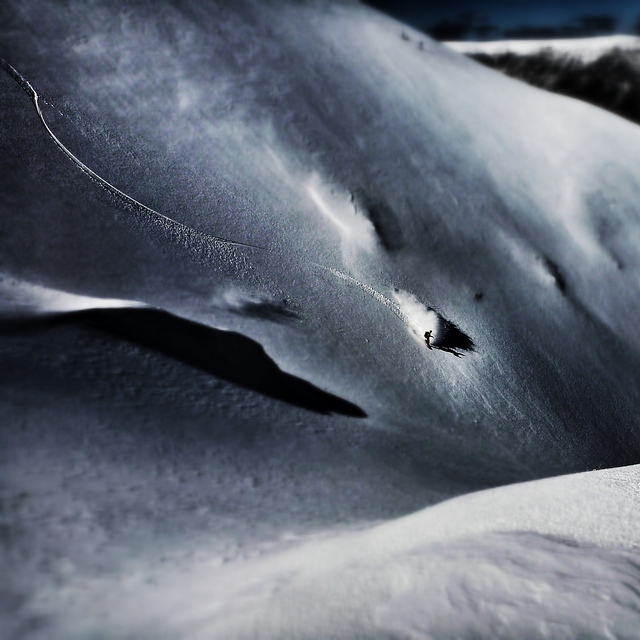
(12, 464), (640, 639)
(2, 0), (640, 637)
(188, 464), (640, 639)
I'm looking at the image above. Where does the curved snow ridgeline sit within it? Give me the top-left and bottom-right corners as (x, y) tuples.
(2, 0), (640, 637)
(46, 465), (639, 639)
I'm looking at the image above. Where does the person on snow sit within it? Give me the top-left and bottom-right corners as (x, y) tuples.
(424, 330), (434, 350)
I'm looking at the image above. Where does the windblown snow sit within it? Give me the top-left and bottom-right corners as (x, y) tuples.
(2, 1), (640, 638)
(305, 172), (377, 253)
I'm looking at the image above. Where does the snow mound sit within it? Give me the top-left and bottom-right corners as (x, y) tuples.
(28, 464), (640, 639)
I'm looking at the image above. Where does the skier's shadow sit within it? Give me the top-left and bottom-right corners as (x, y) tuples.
(425, 316), (475, 358)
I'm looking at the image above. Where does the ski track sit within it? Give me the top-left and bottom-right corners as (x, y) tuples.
(1, 57), (418, 334)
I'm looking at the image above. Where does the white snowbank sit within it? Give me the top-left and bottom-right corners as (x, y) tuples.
(32, 464), (640, 639)
(178, 464), (640, 639)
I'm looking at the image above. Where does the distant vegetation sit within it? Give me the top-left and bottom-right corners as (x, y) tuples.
(424, 12), (640, 43)
(469, 49), (640, 127)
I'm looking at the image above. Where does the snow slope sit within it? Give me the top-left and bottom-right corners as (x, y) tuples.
(35, 465), (639, 639)
(2, 1), (640, 637)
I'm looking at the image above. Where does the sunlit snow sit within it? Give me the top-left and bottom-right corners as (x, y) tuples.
(305, 171), (377, 253)
(0, 275), (146, 316)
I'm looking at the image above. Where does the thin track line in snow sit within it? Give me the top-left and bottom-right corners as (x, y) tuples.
(1, 57), (413, 328)
(0, 57), (259, 252)
(326, 268), (412, 327)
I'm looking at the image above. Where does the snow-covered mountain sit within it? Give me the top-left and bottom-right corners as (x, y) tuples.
(447, 36), (640, 126)
(2, 1), (640, 637)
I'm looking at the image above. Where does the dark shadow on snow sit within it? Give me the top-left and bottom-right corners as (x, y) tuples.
(0, 307), (366, 417)
(227, 298), (299, 323)
(351, 190), (404, 252)
(542, 256), (567, 294)
(431, 313), (475, 358)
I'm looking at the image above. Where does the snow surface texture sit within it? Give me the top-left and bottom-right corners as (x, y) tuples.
(2, 1), (640, 637)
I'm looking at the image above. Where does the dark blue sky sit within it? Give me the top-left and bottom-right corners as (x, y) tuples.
(362, 1), (640, 39)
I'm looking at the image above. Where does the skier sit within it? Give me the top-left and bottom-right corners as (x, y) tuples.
(424, 330), (434, 349)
